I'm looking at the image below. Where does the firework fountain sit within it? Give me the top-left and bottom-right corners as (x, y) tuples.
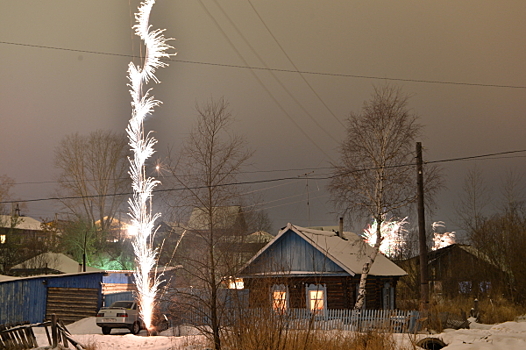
(432, 221), (456, 250)
(363, 217), (408, 258)
(126, 0), (173, 333)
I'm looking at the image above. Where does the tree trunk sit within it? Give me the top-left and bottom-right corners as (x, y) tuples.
(354, 222), (382, 310)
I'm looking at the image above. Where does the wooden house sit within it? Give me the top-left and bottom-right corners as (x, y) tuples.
(237, 223), (407, 312)
(0, 214), (46, 244)
(397, 244), (506, 299)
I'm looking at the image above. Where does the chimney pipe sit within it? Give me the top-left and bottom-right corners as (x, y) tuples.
(339, 217), (344, 239)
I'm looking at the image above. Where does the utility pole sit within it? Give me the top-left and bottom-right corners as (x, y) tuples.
(82, 228), (87, 272)
(416, 142), (429, 312)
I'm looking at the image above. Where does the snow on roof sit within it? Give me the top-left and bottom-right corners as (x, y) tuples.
(0, 274), (19, 282)
(241, 223), (406, 277)
(11, 252), (105, 273)
(289, 224), (407, 277)
(0, 215), (43, 231)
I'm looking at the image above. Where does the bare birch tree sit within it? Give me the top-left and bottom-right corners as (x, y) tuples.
(456, 166), (491, 233)
(329, 84), (441, 309)
(164, 98), (253, 350)
(54, 130), (130, 235)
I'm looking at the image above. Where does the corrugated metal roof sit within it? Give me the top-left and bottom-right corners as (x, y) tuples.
(240, 223), (406, 277)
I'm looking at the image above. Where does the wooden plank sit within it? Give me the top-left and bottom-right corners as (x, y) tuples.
(45, 287), (99, 324)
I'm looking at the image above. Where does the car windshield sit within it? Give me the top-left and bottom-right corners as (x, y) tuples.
(110, 301), (133, 309)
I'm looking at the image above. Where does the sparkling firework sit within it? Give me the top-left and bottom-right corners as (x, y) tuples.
(432, 221), (456, 250)
(126, 0), (173, 332)
(363, 217), (408, 258)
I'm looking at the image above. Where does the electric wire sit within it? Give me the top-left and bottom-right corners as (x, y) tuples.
(3, 148), (526, 205)
(210, 0), (339, 139)
(247, 0), (345, 127)
(196, 1), (334, 161)
(2, 40), (526, 90)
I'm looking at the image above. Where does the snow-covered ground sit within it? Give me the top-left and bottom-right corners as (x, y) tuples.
(32, 317), (207, 350)
(31, 317), (526, 349)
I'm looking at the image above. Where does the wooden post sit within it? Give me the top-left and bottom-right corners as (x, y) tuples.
(51, 314), (58, 348)
(59, 319), (69, 348)
(25, 324), (38, 349)
(416, 142), (429, 312)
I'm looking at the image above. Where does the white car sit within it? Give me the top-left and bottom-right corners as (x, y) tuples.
(96, 301), (142, 335)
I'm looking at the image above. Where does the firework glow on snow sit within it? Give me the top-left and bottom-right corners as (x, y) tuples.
(363, 217), (408, 258)
(126, 0), (173, 333)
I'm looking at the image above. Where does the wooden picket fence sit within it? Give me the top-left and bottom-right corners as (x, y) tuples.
(0, 314), (85, 350)
(181, 308), (420, 333)
(286, 309), (420, 333)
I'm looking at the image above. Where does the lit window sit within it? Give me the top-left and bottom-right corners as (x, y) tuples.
(306, 284), (326, 314)
(0, 235), (5, 244)
(309, 290), (324, 312)
(228, 278), (244, 289)
(272, 284), (288, 312)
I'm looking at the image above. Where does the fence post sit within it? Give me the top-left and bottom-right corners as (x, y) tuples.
(52, 314), (58, 348)
(59, 319), (69, 348)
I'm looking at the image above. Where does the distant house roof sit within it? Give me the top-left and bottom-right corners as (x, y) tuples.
(246, 231), (274, 243)
(427, 243), (506, 272)
(239, 223), (406, 277)
(10, 252), (105, 274)
(186, 206), (246, 231)
(0, 215), (43, 231)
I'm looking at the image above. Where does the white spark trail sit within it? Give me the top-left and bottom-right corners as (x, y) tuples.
(126, 0), (174, 333)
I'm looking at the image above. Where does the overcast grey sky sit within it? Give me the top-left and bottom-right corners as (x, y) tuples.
(1, 1), (525, 234)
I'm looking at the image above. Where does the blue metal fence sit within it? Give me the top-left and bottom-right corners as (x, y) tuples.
(103, 291), (135, 307)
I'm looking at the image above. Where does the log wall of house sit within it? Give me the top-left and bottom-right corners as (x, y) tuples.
(244, 275), (399, 310)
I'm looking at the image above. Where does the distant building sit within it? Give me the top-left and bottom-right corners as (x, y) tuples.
(397, 243), (507, 299)
(0, 214), (45, 244)
(0, 214), (50, 272)
(9, 252), (104, 276)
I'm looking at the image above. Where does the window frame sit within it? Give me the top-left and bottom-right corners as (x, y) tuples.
(305, 283), (327, 315)
(271, 284), (289, 313)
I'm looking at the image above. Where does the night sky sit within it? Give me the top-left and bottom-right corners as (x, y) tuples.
(1, 1), (525, 235)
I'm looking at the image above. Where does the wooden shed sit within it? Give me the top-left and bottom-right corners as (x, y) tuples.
(238, 223), (406, 312)
(0, 272), (104, 325)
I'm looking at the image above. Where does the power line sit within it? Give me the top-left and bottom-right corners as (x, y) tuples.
(196, 0), (335, 161)
(247, 0), (344, 127)
(3, 148), (526, 205)
(210, 0), (341, 139)
(2, 40), (526, 90)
